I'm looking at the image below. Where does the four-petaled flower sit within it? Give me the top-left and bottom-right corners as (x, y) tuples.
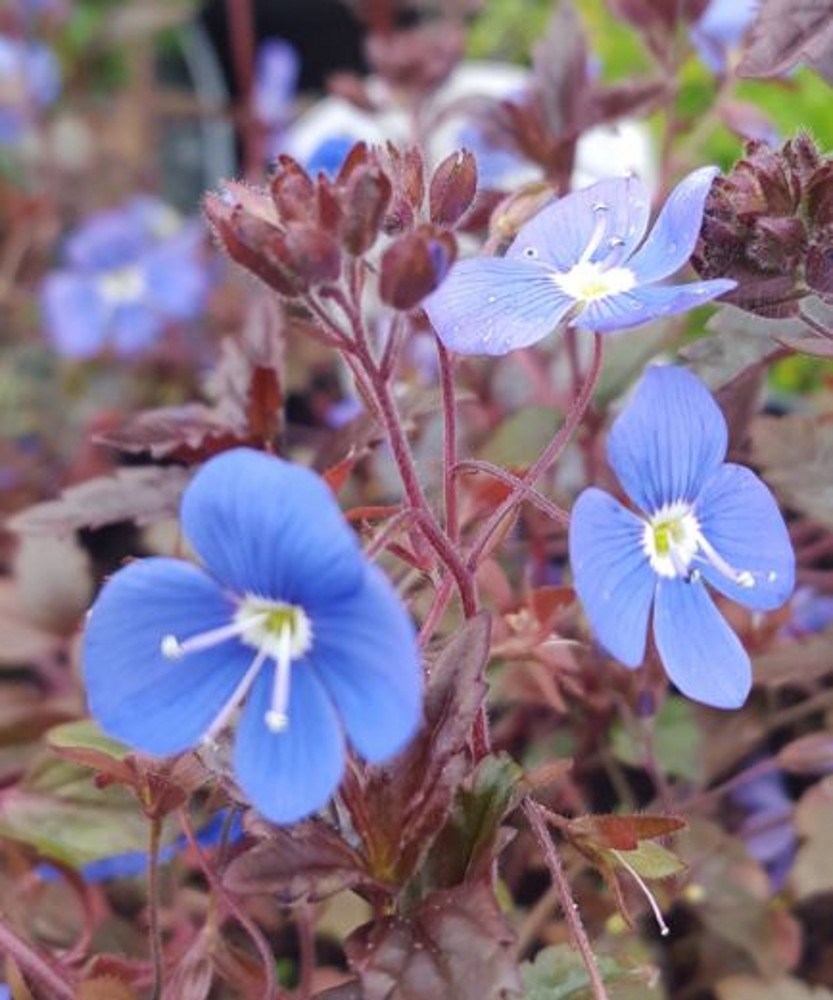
(568, 366), (794, 709)
(83, 448), (423, 824)
(40, 196), (212, 359)
(423, 167), (735, 355)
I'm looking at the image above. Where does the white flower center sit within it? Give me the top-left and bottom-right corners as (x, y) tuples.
(641, 500), (761, 589)
(552, 200), (636, 303)
(97, 266), (146, 306)
(161, 596), (313, 741)
(554, 260), (636, 302)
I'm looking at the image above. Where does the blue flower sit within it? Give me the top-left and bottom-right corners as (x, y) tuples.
(568, 366), (794, 709)
(40, 197), (212, 358)
(252, 38), (299, 158)
(39, 810), (243, 883)
(306, 134), (357, 178)
(732, 769), (796, 890)
(422, 167), (735, 355)
(691, 0), (758, 74)
(0, 34), (60, 142)
(83, 449), (422, 824)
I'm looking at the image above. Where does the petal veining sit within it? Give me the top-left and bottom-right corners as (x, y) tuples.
(627, 166), (721, 283)
(181, 449), (363, 605)
(505, 176), (651, 271)
(234, 663), (345, 824)
(423, 258), (574, 355)
(695, 463), (795, 610)
(607, 366), (728, 513)
(653, 578), (751, 709)
(83, 558), (252, 755)
(307, 564), (422, 763)
(569, 487), (656, 667)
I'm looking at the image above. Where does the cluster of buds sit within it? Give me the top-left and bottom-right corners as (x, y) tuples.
(694, 133), (833, 317)
(206, 142), (480, 316)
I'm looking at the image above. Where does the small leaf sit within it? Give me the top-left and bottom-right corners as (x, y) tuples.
(611, 697), (704, 783)
(8, 467), (191, 537)
(569, 814), (685, 853)
(610, 841), (687, 880)
(346, 882), (520, 1000)
(737, 0), (833, 78)
(429, 150), (478, 227)
(353, 614), (491, 884)
(520, 943), (655, 1000)
(223, 819), (373, 903)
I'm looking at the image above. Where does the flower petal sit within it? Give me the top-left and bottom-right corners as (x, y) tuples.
(84, 558), (252, 755)
(505, 176), (652, 271)
(695, 463), (795, 610)
(653, 578), (751, 709)
(40, 273), (107, 358)
(110, 303), (162, 355)
(576, 279), (735, 333)
(181, 449), (363, 604)
(607, 365), (728, 513)
(144, 229), (211, 321)
(234, 663), (345, 824)
(308, 564), (422, 763)
(569, 487), (655, 667)
(627, 167), (721, 283)
(423, 258), (573, 355)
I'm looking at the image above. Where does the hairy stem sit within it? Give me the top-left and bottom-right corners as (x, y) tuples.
(0, 915), (75, 1000)
(523, 799), (610, 1000)
(146, 817), (164, 1000)
(467, 331), (604, 571)
(436, 337), (460, 545)
(179, 808), (281, 1000)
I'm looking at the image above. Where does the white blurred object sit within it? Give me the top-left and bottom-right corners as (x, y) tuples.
(281, 61), (656, 192)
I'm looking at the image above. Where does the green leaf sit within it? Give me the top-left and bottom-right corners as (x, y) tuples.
(48, 720), (131, 761)
(0, 757), (151, 867)
(419, 753), (523, 891)
(611, 698), (703, 783)
(609, 841), (687, 881)
(520, 944), (657, 1000)
(480, 407), (562, 468)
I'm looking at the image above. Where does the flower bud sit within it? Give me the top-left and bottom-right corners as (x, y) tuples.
(379, 227), (455, 310)
(429, 149), (478, 227)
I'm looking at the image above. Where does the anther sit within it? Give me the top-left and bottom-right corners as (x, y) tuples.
(579, 204), (611, 264)
(265, 625), (293, 733)
(160, 614), (268, 660)
(696, 534), (756, 589)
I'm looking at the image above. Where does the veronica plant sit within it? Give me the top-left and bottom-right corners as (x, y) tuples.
(83, 449), (422, 824)
(40, 197), (211, 359)
(423, 166), (735, 355)
(568, 366), (794, 709)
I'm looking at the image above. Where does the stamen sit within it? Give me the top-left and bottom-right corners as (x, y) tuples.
(265, 625), (293, 732)
(201, 646), (270, 746)
(696, 534), (755, 588)
(161, 613), (269, 659)
(610, 849), (671, 937)
(579, 202), (609, 264)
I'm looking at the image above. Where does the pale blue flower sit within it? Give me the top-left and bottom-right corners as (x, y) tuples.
(423, 167), (735, 355)
(569, 366), (794, 709)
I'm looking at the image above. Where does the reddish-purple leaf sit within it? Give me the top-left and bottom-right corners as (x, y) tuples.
(346, 882), (520, 1000)
(737, 0), (833, 77)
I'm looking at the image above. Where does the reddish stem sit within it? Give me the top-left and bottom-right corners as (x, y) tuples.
(0, 917), (75, 1000)
(436, 336), (460, 545)
(523, 799), (611, 1000)
(466, 331), (604, 571)
(225, 0), (262, 177)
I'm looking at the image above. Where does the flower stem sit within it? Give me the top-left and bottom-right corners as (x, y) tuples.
(0, 916), (75, 1000)
(147, 817), (164, 1000)
(466, 331), (604, 571)
(523, 799), (611, 1000)
(179, 808), (281, 1000)
(436, 336), (460, 545)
